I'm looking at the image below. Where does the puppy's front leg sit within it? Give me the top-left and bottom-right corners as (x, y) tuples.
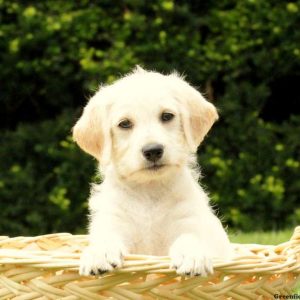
(169, 234), (213, 277)
(80, 213), (127, 276)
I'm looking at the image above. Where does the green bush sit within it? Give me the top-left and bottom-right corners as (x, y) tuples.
(0, 0), (299, 235)
(0, 111), (94, 235)
(200, 111), (300, 231)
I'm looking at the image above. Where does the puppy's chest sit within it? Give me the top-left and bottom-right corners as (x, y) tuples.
(123, 199), (174, 255)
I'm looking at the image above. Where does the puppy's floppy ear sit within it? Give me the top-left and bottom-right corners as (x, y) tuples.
(170, 74), (219, 152)
(72, 96), (111, 164)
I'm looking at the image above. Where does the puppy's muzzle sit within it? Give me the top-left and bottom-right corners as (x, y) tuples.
(142, 143), (164, 163)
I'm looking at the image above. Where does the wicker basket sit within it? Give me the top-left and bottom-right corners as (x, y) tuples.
(0, 227), (299, 300)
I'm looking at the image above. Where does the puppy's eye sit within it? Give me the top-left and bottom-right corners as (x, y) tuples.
(118, 119), (133, 129)
(161, 112), (175, 122)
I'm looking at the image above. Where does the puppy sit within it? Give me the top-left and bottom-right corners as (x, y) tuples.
(73, 66), (232, 277)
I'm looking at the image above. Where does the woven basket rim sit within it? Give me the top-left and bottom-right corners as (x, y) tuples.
(0, 226), (300, 299)
(0, 226), (299, 276)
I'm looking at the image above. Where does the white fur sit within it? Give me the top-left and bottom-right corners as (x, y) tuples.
(73, 67), (232, 277)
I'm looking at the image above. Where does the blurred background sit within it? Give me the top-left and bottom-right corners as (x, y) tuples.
(1, 1), (299, 238)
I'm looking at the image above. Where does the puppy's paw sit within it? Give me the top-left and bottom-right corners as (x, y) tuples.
(79, 245), (125, 276)
(170, 250), (213, 277)
(169, 236), (214, 277)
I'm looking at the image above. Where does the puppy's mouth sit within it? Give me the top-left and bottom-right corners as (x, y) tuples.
(145, 163), (166, 171)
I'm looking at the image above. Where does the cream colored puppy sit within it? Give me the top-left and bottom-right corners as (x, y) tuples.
(73, 66), (232, 277)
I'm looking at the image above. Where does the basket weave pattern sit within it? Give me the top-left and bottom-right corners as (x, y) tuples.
(0, 227), (299, 299)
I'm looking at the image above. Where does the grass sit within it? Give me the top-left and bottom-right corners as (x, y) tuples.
(229, 228), (300, 294)
(229, 228), (294, 245)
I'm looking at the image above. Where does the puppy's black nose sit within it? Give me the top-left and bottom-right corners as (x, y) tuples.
(142, 143), (164, 162)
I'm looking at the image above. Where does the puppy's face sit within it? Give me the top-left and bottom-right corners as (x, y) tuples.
(110, 91), (188, 182)
(73, 67), (218, 183)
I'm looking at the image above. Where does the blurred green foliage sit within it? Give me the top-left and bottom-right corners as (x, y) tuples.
(0, 111), (95, 234)
(0, 0), (299, 235)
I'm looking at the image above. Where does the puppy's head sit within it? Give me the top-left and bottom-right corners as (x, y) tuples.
(73, 67), (218, 183)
